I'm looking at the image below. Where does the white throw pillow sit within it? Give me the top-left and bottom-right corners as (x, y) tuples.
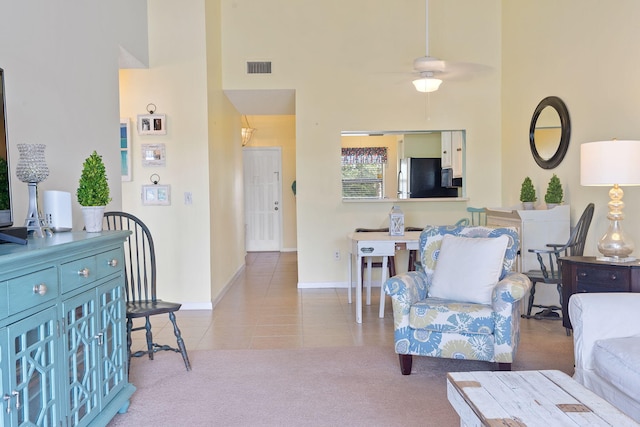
(430, 234), (509, 304)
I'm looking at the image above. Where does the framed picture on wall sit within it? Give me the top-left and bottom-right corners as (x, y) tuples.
(141, 143), (166, 167)
(141, 184), (171, 206)
(120, 118), (132, 181)
(137, 114), (166, 135)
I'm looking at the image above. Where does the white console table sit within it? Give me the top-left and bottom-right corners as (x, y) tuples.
(486, 205), (571, 272)
(347, 231), (421, 323)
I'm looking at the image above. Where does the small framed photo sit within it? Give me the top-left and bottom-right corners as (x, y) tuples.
(137, 114), (166, 135)
(141, 143), (166, 167)
(142, 184), (171, 206)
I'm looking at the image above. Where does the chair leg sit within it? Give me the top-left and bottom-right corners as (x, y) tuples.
(388, 255), (396, 277)
(399, 354), (413, 375)
(526, 281), (537, 316)
(145, 316), (154, 360)
(408, 250), (416, 271)
(169, 312), (191, 371)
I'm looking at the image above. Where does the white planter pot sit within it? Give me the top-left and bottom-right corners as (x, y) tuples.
(81, 206), (105, 232)
(522, 202), (535, 210)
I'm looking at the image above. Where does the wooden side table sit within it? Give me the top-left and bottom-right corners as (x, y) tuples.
(561, 256), (640, 330)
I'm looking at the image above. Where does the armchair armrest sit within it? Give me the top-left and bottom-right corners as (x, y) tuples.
(570, 293), (640, 372)
(384, 271), (428, 304)
(492, 272), (531, 307)
(383, 272), (428, 329)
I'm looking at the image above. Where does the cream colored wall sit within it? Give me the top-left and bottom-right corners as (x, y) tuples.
(120, 0), (218, 308)
(0, 1), (148, 230)
(244, 115), (297, 250)
(221, 0), (502, 286)
(502, 0), (640, 258)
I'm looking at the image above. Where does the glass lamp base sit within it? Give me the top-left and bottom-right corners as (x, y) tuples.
(597, 219), (634, 260)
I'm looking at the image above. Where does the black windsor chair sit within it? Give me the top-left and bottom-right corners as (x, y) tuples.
(104, 211), (191, 371)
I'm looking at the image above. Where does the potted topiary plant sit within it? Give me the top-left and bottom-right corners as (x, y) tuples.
(544, 174), (563, 208)
(519, 176), (537, 209)
(77, 150), (111, 232)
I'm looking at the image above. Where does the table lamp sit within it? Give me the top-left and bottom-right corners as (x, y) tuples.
(580, 139), (640, 261)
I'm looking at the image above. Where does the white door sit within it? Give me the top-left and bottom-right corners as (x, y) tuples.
(243, 147), (282, 251)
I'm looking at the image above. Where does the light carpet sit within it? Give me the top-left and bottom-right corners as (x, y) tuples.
(107, 347), (482, 426)
(107, 343), (573, 427)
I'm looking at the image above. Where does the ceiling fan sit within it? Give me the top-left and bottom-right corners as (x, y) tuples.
(411, 0), (486, 93)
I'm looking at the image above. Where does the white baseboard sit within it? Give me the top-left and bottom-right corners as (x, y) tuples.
(181, 302), (213, 310)
(296, 281), (383, 289)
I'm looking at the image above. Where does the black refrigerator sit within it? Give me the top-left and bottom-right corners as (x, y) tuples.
(398, 157), (459, 199)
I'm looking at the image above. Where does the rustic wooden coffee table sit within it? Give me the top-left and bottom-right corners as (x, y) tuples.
(447, 370), (638, 426)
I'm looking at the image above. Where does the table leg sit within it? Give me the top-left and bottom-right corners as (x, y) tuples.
(356, 254), (363, 323)
(379, 256), (388, 318)
(365, 257), (372, 305)
(347, 251), (353, 304)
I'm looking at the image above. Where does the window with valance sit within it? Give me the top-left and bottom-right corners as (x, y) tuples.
(341, 147), (387, 199)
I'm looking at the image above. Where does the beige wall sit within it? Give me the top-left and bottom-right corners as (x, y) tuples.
(0, 1), (148, 231)
(119, 0), (246, 308)
(501, 0), (640, 257)
(222, 0), (502, 287)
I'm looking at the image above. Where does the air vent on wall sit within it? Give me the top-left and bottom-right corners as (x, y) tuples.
(246, 61), (272, 74)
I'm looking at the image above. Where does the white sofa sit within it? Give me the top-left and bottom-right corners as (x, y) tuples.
(569, 293), (640, 422)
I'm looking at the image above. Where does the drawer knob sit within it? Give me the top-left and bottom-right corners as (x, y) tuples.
(78, 268), (90, 278)
(32, 283), (47, 296)
(610, 273), (618, 280)
(107, 259), (118, 267)
(361, 247), (374, 254)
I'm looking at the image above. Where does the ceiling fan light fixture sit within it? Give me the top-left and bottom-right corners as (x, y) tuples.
(412, 77), (442, 93)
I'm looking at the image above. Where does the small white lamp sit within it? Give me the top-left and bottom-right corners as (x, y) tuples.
(580, 139), (640, 261)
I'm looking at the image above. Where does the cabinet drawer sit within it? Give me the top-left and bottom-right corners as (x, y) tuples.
(60, 255), (98, 293)
(576, 266), (629, 292)
(358, 241), (396, 256)
(96, 248), (124, 278)
(7, 267), (59, 315)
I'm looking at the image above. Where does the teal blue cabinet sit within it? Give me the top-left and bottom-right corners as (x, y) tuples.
(0, 231), (135, 427)
(5, 306), (59, 425)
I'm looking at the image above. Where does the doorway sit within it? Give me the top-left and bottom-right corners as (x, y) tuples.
(243, 147), (283, 251)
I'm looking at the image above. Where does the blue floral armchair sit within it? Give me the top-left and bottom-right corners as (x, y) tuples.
(383, 225), (531, 375)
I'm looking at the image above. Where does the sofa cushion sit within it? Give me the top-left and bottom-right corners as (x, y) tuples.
(592, 336), (640, 400)
(430, 234), (509, 304)
(409, 297), (495, 334)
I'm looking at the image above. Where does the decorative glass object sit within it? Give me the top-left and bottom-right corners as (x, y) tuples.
(389, 205), (405, 236)
(16, 143), (50, 237)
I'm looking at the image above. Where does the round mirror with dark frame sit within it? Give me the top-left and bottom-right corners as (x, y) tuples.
(529, 96), (571, 169)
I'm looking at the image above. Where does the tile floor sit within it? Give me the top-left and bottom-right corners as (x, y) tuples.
(130, 251), (574, 365)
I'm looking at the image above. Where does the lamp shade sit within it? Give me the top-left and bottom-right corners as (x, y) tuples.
(412, 77), (442, 93)
(581, 140), (640, 186)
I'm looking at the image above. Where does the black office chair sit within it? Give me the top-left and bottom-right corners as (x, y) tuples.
(104, 211), (191, 371)
(523, 203), (594, 329)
